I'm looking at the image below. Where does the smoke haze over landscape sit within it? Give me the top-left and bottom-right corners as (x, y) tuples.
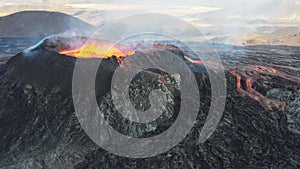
(0, 0), (299, 45)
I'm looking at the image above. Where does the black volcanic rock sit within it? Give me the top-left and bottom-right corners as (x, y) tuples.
(7, 49), (76, 88)
(5, 37), (121, 92)
(0, 37), (299, 169)
(74, 73), (300, 169)
(0, 37), (208, 168)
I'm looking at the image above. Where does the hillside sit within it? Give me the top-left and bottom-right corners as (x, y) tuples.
(0, 11), (96, 38)
(245, 27), (300, 46)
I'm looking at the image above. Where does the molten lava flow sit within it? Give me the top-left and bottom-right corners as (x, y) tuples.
(59, 41), (135, 60)
(183, 55), (299, 111)
(229, 70), (286, 111)
(184, 56), (203, 64)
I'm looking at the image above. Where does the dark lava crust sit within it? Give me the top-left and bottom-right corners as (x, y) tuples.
(0, 40), (299, 169)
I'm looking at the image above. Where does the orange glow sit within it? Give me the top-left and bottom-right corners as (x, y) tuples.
(236, 75), (241, 89)
(184, 55), (203, 65)
(271, 68), (278, 74)
(59, 41), (135, 59)
(246, 78), (252, 89)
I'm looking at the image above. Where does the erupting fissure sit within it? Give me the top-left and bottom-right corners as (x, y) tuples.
(59, 41), (135, 61)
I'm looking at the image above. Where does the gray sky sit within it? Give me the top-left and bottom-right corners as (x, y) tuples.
(0, 0), (281, 7)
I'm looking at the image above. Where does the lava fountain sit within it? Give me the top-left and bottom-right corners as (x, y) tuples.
(59, 40), (135, 61)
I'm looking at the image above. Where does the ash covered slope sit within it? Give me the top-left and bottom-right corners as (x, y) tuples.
(246, 27), (300, 46)
(0, 11), (96, 38)
(0, 37), (201, 168)
(0, 43), (94, 169)
(0, 37), (299, 168)
(75, 47), (300, 168)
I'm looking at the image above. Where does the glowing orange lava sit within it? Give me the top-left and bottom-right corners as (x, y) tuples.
(184, 55), (203, 65)
(59, 41), (135, 59)
(184, 55), (289, 111)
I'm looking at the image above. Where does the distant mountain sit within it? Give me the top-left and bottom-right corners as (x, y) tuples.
(244, 27), (300, 46)
(248, 19), (267, 25)
(186, 0), (300, 26)
(234, 0), (300, 21)
(72, 10), (108, 26)
(0, 11), (96, 38)
(253, 26), (285, 34)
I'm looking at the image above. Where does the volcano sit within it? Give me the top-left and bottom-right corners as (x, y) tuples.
(0, 36), (299, 168)
(0, 11), (96, 38)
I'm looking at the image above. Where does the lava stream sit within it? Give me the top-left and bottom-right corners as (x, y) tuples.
(184, 55), (300, 111)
